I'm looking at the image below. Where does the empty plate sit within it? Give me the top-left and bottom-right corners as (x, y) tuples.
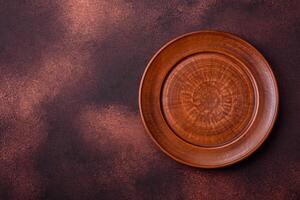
(139, 31), (278, 168)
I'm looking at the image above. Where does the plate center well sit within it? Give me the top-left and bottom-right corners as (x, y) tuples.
(161, 52), (257, 147)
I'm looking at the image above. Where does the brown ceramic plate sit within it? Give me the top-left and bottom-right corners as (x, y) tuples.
(139, 31), (278, 168)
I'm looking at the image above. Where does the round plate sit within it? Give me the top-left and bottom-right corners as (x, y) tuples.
(139, 31), (278, 168)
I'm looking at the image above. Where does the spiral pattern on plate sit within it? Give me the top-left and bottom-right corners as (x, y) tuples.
(161, 52), (257, 147)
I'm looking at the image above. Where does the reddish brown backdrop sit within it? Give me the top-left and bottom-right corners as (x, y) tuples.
(0, 0), (299, 199)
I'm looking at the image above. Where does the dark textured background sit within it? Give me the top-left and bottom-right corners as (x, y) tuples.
(0, 0), (299, 199)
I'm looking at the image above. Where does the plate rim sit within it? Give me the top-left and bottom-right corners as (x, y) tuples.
(139, 30), (279, 168)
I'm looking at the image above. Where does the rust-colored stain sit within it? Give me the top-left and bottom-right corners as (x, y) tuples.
(0, 0), (299, 199)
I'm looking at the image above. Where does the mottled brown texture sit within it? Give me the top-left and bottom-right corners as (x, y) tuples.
(0, 0), (299, 199)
